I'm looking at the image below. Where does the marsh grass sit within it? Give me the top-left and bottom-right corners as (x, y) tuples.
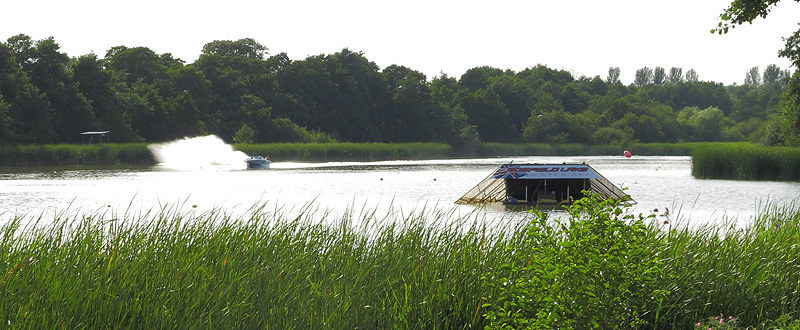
(468, 142), (721, 158)
(2, 200), (800, 329)
(691, 143), (800, 180)
(1, 141), (731, 167)
(0, 143), (155, 166)
(655, 200), (800, 329)
(0, 203), (528, 329)
(234, 142), (453, 162)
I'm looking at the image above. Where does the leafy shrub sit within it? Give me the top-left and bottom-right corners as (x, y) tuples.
(482, 193), (667, 329)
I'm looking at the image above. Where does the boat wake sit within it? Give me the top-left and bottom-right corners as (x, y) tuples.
(148, 135), (248, 170)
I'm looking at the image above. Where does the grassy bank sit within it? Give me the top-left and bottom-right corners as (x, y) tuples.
(0, 143), (155, 166)
(476, 142), (718, 157)
(692, 143), (800, 180)
(2, 199), (800, 329)
(234, 141), (730, 161)
(233, 142), (453, 162)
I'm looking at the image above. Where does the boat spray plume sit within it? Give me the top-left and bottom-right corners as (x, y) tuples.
(148, 135), (248, 169)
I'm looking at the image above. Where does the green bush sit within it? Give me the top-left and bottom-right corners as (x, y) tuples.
(482, 194), (667, 329)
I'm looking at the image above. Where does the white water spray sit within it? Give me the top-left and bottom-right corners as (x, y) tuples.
(148, 135), (249, 169)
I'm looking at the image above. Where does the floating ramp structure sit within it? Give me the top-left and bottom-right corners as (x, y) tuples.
(456, 163), (631, 206)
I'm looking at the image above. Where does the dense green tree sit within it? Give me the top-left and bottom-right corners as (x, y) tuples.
(0, 41), (52, 143)
(730, 86), (770, 120)
(5, 34), (36, 71)
(73, 53), (140, 142)
(17, 36), (97, 142)
(576, 76), (609, 96)
(0, 96), (14, 142)
(106, 46), (181, 85)
(459, 66), (505, 91)
(488, 74), (534, 131)
(678, 106), (728, 141)
(763, 64), (782, 89)
(194, 50), (268, 140)
(278, 49), (387, 142)
(523, 107), (593, 144)
(233, 123), (254, 143)
(592, 126), (632, 145)
(104, 46), (190, 141)
(713, 0), (800, 145)
(518, 65), (574, 87)
(457, 88), (515, 142)
(201, 38), (268, 59)
(382, 65), (435, 142)
(778, 71), (800, 146)
(429, 74), (474, 144)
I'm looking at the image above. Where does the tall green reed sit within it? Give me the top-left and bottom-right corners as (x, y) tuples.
(0, 143), (154, 166)
(692, 143), (800, 180)
(0, 202), (527, 329)
(234, 142), (453, 162)
(655, 200), (800, 329)
(3, 199), (800, 329)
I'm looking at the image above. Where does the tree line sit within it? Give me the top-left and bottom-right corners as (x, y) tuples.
(0, 34), (797, 147)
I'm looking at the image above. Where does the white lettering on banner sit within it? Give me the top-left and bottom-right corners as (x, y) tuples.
(493, 165), (599, 179)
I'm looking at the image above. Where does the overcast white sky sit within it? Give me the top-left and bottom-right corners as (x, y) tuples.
(3, 0), (799, 85)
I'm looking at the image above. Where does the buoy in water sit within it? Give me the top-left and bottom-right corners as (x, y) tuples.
(623, 150), (632, 158)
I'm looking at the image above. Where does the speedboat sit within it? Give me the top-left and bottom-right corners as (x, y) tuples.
(245, 155), (271, 169)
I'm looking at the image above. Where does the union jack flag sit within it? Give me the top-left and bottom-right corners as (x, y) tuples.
(493, 165), (525, 179)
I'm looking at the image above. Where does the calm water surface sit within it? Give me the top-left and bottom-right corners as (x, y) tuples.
(2, 156), (799, 227)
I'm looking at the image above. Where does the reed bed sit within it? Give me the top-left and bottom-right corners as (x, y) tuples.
(234, 142), (453, 162)
(692, 143), (800, 180)
(0, 141), (731, 167)
(654, 201), (800, 329)
(2, 200), (800, 329)
(469, 142), (720, 158)
(0, 143), (155, 166)
(0, 204), (524, 329)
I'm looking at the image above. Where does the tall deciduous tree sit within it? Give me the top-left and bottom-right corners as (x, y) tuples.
(713, 0), (800, 145)
(762, 64), (783, 89)
(0, 40), (53, 143)
(73, 54), (140, 142)
(459, 66), (505, 91)
(685, 69), (699, 83)
(634, 67), (654, 87)
(457, 87), (514, 142)
(382, 64), (435, 142)
(745, 66), (761, 86)
(429, 73), (474, 145)
(779, 71), (800, 146)
(653, 67), (667, 85)
(606, 67), (620, 84)
(669, 67), (683, 83)
(489, 73), (534, 132)
(201, 38), (268, 59)
(19, 36), (97, 142)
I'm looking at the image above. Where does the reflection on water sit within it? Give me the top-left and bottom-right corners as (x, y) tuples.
(1, 156), (799, 228)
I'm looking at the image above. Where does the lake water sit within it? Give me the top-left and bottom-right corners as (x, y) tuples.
(2, 139), (800, 228)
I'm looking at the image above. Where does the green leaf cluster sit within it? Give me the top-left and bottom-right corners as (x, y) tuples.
(482, 194), (667, 330)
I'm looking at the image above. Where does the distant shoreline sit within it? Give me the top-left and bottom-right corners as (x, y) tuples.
(0, 141), (706, 166)
(4, 142), (798, 181)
